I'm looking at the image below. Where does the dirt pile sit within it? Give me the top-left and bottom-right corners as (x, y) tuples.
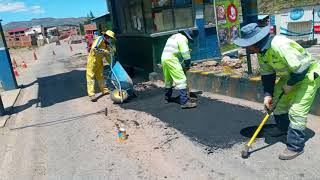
(190, 49), (260, 77)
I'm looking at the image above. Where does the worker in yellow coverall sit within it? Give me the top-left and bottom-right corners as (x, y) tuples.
(86, 30), (116, 102)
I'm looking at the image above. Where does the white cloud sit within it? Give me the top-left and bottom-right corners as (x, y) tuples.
(0, 1), (44, 14)
(30, 5), (45, 14)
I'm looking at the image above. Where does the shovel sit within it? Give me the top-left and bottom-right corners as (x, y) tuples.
(241, 91), (284, 159)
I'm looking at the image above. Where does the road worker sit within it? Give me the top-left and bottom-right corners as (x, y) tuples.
(84, 33), (94, 53)
(234, 23), (320, 160)
(86, 30), (116, 102)
(161, 29), (197, 109)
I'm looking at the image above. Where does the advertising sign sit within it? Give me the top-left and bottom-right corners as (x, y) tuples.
(215, 0), (241, 53)
(315, 25), (320, 34)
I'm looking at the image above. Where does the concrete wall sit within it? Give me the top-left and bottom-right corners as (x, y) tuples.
(7, 34), (32, 48)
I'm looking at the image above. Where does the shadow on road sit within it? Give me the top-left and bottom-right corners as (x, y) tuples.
(37, 70), (87, 107)
(9, 70), (87, 115)
(240, 124), (315, 155)
(120, 87), (315, 150)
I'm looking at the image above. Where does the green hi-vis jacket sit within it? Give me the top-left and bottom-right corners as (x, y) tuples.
(258, 35), (320, 87)
(161, 33), (191, 63)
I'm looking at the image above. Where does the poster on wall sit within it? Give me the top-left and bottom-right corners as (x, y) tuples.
(214, 0), (240, 53)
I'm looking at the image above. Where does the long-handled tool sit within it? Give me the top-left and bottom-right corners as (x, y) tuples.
(241, 91), (285, 159)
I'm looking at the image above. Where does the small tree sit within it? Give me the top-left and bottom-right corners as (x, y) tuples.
(79, 23), (85, 35)
(89, 11), (95, 19)
(84, 11), (95, 25)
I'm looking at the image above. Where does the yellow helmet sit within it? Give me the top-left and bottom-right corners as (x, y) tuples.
(105, 30), (116, 39)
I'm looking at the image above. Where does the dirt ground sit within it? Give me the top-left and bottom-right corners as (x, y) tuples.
(1, 41), (320, 179)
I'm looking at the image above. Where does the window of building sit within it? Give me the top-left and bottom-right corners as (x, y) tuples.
(152, 0), (194, 33)
(204, 0), (216, 27)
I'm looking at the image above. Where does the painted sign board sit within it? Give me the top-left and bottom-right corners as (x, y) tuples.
(215, 0), (240, 53)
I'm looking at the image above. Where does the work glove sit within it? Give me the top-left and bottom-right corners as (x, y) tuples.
(282, 84), (292, 94)
(263, 96), (273, 111)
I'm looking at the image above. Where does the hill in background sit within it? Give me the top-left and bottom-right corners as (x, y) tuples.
(3, 17), (88, 30)
(258, 0), (320, 14)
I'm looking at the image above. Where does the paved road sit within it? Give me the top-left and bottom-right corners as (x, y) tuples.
(0, 41), (320, 180)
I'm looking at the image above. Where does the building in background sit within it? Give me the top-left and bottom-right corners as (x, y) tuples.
(84, 24), (97, 36)
(91, 13), (112, 34)
(107, 0), (224, 76)
(25, 25), (46, 46)
(58, 25), (79, 40)
(6, 27), (34, 48)
(274, 5), (320, 42)
(45, 27), (60, 43)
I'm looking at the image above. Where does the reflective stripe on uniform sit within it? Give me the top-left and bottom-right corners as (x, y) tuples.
(289, 114), (307, 131)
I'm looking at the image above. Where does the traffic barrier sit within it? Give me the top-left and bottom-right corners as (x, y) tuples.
(21, 61), (28, 68)
(12, 58), (18, 68)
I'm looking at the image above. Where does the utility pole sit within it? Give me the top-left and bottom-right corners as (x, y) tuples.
(240, 0), (258, 75)
(312, 7), (315, 41)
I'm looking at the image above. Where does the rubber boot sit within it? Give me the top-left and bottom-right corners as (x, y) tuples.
(266, 114), (289, 137)
(179, 89), (197, 109)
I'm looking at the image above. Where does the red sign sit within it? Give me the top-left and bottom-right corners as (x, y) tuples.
(315, 25), (320, 33)
(269, 26), (275, 34)
(227, 4), (238, 23)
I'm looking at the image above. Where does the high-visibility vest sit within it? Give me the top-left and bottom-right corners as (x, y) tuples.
(258, 35), (316, 77)
(161, 33), (191, 63)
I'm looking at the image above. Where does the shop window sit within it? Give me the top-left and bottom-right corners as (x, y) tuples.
(118, 0), (146, 34)
(152, 0), (194, 33)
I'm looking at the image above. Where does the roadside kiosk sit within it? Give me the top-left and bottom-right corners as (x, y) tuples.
(107, 0), (222, 76)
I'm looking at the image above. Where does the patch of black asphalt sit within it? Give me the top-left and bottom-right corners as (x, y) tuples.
(120, 87), (279, 149)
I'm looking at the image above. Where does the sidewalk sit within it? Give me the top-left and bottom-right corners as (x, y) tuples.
(0, 88), (21, 127)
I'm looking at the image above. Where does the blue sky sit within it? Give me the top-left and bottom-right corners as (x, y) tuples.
(0, 0), (108, 25)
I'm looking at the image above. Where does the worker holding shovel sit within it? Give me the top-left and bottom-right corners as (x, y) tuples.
(161, 29), (197, 109)
(234, 23), (320, 160)
(86, 30), (116, 102)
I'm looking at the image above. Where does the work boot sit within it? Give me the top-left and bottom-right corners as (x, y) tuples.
(89, 95), (97, 102)
(278, 148), (304, 160)
(102, 88), (110, 95)
(181, 101), (197, 109)
(179, 89), (197, 109)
